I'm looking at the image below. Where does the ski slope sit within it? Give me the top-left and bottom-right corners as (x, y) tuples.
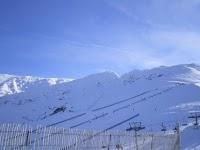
(0, 64), (200, 149)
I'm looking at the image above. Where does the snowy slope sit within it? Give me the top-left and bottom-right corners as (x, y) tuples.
(0, 74), (72, 97)
(181, 124), (200, 150)
(0, 64), (200, 148)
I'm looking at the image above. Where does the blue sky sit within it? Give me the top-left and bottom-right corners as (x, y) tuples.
(1, 0), (200, 78)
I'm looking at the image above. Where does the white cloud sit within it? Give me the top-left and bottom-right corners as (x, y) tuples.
(72, 44), (165, 72)
(106, 0), (200, 30)
(146, 30), (200, 66)
(149, 31), (200, 51)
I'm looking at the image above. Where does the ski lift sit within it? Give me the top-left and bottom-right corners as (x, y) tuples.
(182, 122), (188, 126)
(161, 122), (167, 132)
(188, 112), (200, 126)
(126, 123), (134, 131)
(126, 122), (145, 131)
(126, 126), (133, 131)
(181, 117), (188, 126)
(173, 124), (179, 132)
(173, 126), (178, 131)
(161, 128), (167, 132)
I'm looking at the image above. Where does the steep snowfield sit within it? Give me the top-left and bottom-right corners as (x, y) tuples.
(0, 64), (200, 149)
(181, 124), (200, 150)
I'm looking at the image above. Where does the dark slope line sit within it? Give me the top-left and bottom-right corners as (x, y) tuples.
(70, 120), (91, 129)
(32, 83), (184, 143)
(112, 86), (177, 114)
(68, 87), (174, 129)
(92, 91), (150, 112)
(92, 113), (108, 121)
(70, 113), (109, 129)
(113, 104), (130, 113)
(42, 84), (182, 130)
(45, 113), (86, 128)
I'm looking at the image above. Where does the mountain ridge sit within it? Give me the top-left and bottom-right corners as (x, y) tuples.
(0, 64), (200, 132)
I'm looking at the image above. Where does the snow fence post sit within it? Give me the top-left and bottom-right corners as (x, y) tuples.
(174, 123), (181, 150)
(177, 123), (181, 150)
(108, 134), (112, 150)
(25, 130), (30, 146)
(134, 129), (138, 150)
(150, 134), (154, 150)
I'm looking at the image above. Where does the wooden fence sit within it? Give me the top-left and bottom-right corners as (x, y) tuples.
(0, 124), (180, 150)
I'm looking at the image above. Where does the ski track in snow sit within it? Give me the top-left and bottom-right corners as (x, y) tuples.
(0, 64), (200, 148)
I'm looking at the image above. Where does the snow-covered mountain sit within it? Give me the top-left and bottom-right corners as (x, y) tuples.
(0, 74), (72, 97)
(0, 64), (200, 148)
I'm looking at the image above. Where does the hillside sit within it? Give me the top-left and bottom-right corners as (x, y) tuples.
(0, 64), (200, 149)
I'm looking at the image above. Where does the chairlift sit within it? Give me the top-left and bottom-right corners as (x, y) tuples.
(173, 126), (177, 131)
(173, 125), (179, 132)
(126, 123), (134, 131)
(161, 128), (167, 132)
(126, 122), (145, 131)
(182, 123), (188, 126)
(188, 112), (200, 126)
(161, 122), (167, 132)
(126, 126), (133, 131)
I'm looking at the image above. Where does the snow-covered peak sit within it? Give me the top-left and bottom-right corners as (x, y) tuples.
(0, 74), (15, 84)
(121, 64), (200, 83)
(177, 66), (200, 87)
(1, 64), (200, 98)
(78, 71), (119, 82)
(0, 74), (72, 97)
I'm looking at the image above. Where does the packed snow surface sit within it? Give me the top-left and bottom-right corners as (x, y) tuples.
(0, 64), (200, 149)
